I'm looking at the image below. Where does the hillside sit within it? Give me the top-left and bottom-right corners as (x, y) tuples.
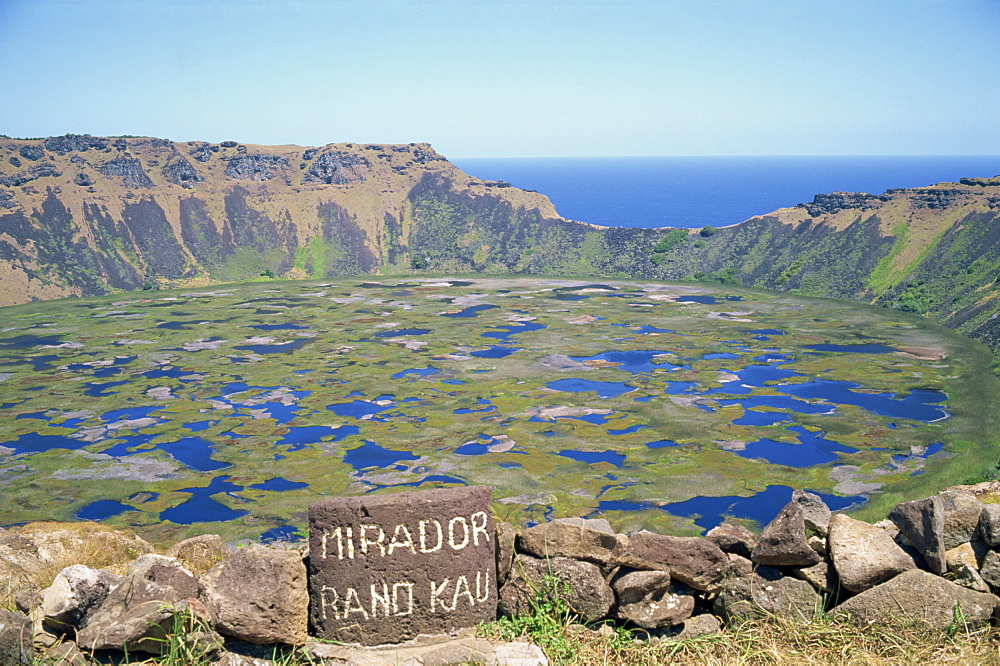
(2, 134), (1000, 362)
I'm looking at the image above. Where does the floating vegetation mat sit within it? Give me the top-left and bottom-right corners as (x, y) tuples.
(0, 276), (997, 544)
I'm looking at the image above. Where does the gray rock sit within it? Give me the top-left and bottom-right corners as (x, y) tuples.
(713, 566), (821, 624)
(97, 156), (153, 188)
(499, 555), (614, 622)
(19, 145), (44, 161)
(617, 531), (728, 593)
(40, 640), (89, 665)
(979, 549), (1000, 591)
(705, 521), (757, 559)
(201, 543), (308, 645)
(793, 490), (832, 536)
(40, 565), (121, 632)
(792, 559), (838, 594)
(0, 609), (33, 665)
(161, 157), (204, 188)
(612, 571), (692, 629)
(939, 490), (984, 550)
(496, 522), (516, 586)
(979, 504), (1000, 547)
(725, 553), (754, 579)
(751, 502), (821, 567)
(75, 560), (203, 653)
(43, 134), (107, 154)
(952, 563), (990, 593)
(303, 151), (370, 184)
(828, 513), (915, 593)
(224, 154), (288, 181)
(517, 517), (620, 566)
(671, 613), (721, 640)
(889, 495), (947, 574)
(833, 569), (999, 629)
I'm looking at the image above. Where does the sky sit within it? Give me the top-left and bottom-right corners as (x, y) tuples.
(0, 0), (998, 158)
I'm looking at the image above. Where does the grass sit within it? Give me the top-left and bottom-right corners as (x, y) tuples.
(480, 603), (1000, 665)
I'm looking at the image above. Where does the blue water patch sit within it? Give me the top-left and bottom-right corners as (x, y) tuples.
(735, 427), (857, 467)
(748, 329), (785, 336)
(732, 411), (795, 426)
(160, 476), (249, 524)
(608, 424), (646, 436)
(498, 461), (522, 469)
(470, 346), (519, 358)
(676, 295), (741, 304)
(375, 328), (431, 337)
(143, 366), (199, 379)
(482, 321), (546, 342)
(717, 395), (833, 417)
(805, 343), (896, 354)
(184, 421), (213, 432)
(0, 334), (65, 349)
(634, 325), (674, 334)
(250, 477), (308, 491)
(662, 485), (864, 530)
(442, 304), (498, 318)
(645, 440), (681, 449)
(3, 432), (87, 454)
(275, 425), (359, 452)
(547, 378), (636, 398)
(568, 350), (674, 373)
(15, 411), (49, 421)
(559, 449), (626, 467)
(92, 367), (122, 378)
(84, 380), (128, 397)
(233, 338), (312, 354)
(260, 525), (305, 543)
(76, 500), (135, 521)
(391, 366), (439, 380)
(754, 353), (793, 363)
(703, 352), (740, 360)
(344, 441), (419, 471)
(777, 381), (947, 421)
(157, 321), (195, 330)
(156, 437), (230, 471)
(327, 400), (394, 419)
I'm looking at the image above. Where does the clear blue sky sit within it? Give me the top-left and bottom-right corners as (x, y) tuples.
(1, 0), (998, 158)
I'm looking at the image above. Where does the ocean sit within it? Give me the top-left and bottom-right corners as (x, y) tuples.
(451, 156), (1000, 229)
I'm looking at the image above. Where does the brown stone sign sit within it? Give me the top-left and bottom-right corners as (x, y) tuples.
(308, 486), (497, 644)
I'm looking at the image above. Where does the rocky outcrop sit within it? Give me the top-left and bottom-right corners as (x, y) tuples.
(499, 555), (615, 622)
(302, 150), (370, 184)
(224, 154), (288, 181)
(97, 156), (154, 188)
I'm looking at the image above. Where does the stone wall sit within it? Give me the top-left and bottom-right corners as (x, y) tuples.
(4, 482), (1000, 663)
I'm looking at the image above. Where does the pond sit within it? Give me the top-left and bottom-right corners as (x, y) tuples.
(0, 276), (994, 544)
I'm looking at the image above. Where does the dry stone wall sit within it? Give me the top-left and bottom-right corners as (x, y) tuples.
(5, 482), (1000, 663)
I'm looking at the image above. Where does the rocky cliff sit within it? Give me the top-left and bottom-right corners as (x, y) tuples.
(2, 134), (1000, 363)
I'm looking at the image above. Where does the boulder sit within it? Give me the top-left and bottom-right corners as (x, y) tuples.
(833, 569), (999, 629)
(725, 553), (754, 579)
(888, 496), (947, 574)
(166, 535), (230, 575)
(200, 543), (308, 645)
(617, 531), (727, 593)
(517, 517), (620, 566)
(75, 560), (203, 653)
(612, 570), (693, 629)
(40, 565), (122, 632)
(499, 555), (614, 622)
(671, 613), (721, 640)
(496, 522), (517, 586)
(793, 490), (832, 536)
(791, 559), (838, 594)
(938, 490), (984, 550)
(979, 504), (1000, 547)
(0, 609), (33, 665)
(713, 566), (821, 624)
(705, 521), (757, 559)
(751, 502), (821, 567)
(0, 529), (44, 601)
(828, 514), (915, 593)
(978, 549), (1000, 591)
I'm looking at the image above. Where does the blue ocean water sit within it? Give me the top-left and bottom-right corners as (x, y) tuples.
(452, 156), (1000, 229)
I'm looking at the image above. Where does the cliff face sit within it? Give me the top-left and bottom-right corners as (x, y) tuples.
(0, 134), (574, 304)
(3, 134), (1000, 361)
